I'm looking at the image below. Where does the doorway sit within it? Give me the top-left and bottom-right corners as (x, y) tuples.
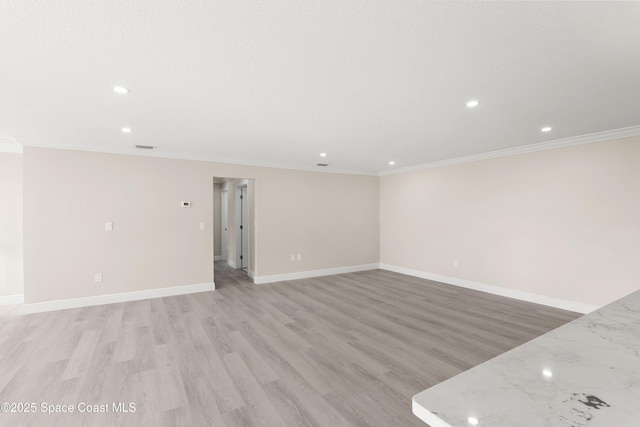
(213, 177), (255, 280)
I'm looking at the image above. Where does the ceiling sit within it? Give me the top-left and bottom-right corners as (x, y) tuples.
(1, 1), (639, 174)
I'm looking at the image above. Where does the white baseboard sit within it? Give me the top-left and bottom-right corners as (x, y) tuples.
(22, 282), (215, 314)
(248, 269), (255, 279)
(227, 259), (236, 269)
(214, 255), (222, 261)
(0, 294), (24, 305)
(254, 263), (379, 285)
(379, 263), (599, 314)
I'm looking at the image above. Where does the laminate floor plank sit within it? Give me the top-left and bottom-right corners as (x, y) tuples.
(223, 352), (288, 426)
(228, 330), (279, 384)
(0, 262), (581, 426)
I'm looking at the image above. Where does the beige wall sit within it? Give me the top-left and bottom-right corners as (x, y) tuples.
(23, 147), (380, 303)
(257, 170), (379, 275)
(23, 149), (214, 303)
(380, 136), (640, 307)
(0, 152), (24, 297)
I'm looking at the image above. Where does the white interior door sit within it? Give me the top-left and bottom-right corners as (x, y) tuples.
(240, 185), (249, 269)
(221, 189), (228, 261)
(235, 184), (249, 270)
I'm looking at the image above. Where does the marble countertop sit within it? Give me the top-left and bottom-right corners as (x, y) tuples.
(412, 289), (640, 427)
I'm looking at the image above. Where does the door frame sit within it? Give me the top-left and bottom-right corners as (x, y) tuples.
(235, 183), (249, 270)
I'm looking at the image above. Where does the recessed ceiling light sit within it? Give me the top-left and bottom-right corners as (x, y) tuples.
(541, 126), (552, 132)
(389, 161), (395, 165)
(466, 100), (479, 108)
(542, 369), (553, 379)
(320, 152), (327, 157)
(121, 127), (132, 133)
(113, 86), (129, 94)
(468, 416), (479, 426)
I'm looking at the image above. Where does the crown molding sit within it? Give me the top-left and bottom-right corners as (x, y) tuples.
(380, 125), (640, 176)
(0, 136), (22, 153)
(20, 142), (378, 176)
(15, 124), (640, 175)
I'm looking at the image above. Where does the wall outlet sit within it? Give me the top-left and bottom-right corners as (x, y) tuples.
(453, 260), (459, 268)
(105, 222), (113, 231)
(94, 273), (103, 283)
(297, 254), (302, 261)
(200, 222), (206, 230)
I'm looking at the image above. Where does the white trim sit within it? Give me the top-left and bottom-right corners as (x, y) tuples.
(381, 125), (640, 176)
(21, 282), (215, 314)
(227, 259), (237, 269)
(18, 125), (640, 176)
(253, 263), (379, 284)
(379, 263), (599, 314)
(21, 142), (375, 176)
(0, 136), (22, 153)
(247, 269), (255, 279)
(214, 255), (222, 261)
(0, 294), (24, 305)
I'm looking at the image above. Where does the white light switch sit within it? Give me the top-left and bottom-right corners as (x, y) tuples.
(105, 222), (113, 231)
(95, 273), (102, 283)
(200, 222), (206, 230)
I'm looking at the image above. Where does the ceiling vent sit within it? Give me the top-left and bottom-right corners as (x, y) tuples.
(316, 163), (329, 167)
(135, 145), (156, 150)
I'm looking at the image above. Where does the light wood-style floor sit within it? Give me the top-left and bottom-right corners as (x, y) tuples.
(0, 263), (580, 426)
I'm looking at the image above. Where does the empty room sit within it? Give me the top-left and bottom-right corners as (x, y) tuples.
(1, 1), (639, 426)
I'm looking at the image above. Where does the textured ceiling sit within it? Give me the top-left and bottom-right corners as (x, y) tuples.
(1, 1), (639, 174)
